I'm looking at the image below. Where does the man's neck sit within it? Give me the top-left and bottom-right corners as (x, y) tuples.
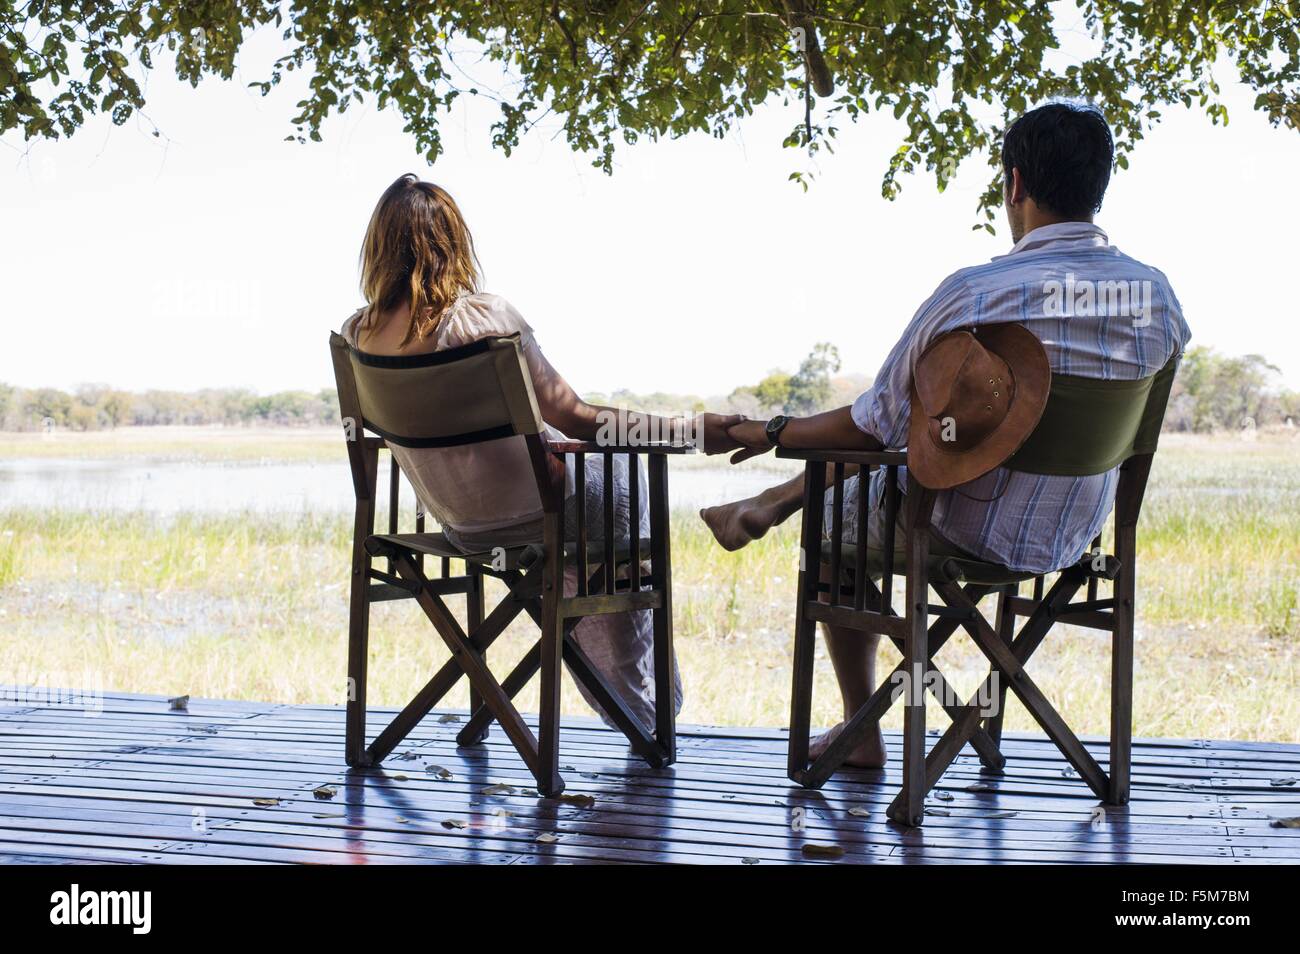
(1023, 211), (1094, 236)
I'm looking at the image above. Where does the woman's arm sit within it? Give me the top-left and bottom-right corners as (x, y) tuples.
(526, 345), (743, 453)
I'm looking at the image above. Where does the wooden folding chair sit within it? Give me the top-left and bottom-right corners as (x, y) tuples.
(328, 331), (682, 796)
(779, 354), (1178, 826)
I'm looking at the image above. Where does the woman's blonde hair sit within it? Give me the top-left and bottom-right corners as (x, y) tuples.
(358, 175), (480, 347)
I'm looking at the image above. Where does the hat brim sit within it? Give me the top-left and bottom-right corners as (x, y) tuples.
(907, 323), (1051, 491)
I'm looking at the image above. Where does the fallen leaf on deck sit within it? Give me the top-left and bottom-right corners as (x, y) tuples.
(396, 751), (418, 760)
(313, 786), (337, 800)
(441, 819), (468, 830)
(437, 714), (461, 724)
(1061, 767), (1077, 778)
(481, 784), (516, 796)
(535, 832), (560, 843)
(252, 798), (280, 807)
(980, 810), (1019, 819)
(966, 783), (994, 793)
(396, 816), (410, 823)
(425, 764), (453, 778)
(925, 807), (951, 817)
(391, 774), (409, 782)
(312, 813), (344, 819)
(1268, 817), (1300, 829)
(552, 793), (595, 808)
(934, 791), (954, 801)
(801, 843), (845, 859)
(168, 695), (189, 711)
(1269, 777), (1297, 787)
(848, 807), (871, 818)
(741, 857), (760, 865)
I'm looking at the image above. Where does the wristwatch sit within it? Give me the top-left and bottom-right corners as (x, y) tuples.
(765, 414), (791, 447)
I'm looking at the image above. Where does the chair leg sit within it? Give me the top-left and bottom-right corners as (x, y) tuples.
(787, 610), (818, 784)
(984, 583), (1016, 754)
(536, 516), (566, 797)
(345, 532), (372, 768)
(367, 569), (532, 765)
(787, 462), (825, 784)
(648, 453), (676, 764)
(458, 566), (491, 747)
(888, 522), (929, 827)
(1109, 530), (1136, 805)
(651, 602), (676, 764)
(459, 638), (541, 746)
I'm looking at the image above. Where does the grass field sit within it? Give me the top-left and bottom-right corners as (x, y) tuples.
(1, 429), (1297, 743)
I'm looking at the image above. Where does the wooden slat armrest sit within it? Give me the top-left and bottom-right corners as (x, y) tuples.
(547, 440), (697, 456)
(775, 447), (908, 467)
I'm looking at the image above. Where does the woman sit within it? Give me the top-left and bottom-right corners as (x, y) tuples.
(341, 174), (740, 729)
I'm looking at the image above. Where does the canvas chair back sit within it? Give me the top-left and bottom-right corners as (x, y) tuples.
(1003, 355), (1178, 476)
(328, 331), (543, 449)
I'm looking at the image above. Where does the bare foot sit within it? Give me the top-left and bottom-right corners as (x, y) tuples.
(699, 487), (794, 552)
(808, 721), (887, 769)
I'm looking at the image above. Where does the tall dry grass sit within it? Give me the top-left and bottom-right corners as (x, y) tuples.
(1, 431), (1296, 741)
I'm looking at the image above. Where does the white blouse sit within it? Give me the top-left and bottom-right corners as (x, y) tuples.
(342, 292), (573, 534)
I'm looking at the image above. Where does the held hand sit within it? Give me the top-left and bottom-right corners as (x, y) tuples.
(725, 418), (773, 464)
(696, 413), (747, 455)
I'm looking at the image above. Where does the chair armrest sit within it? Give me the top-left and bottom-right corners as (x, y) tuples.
(548, 440), (697, 456)
(775, 447), (908, 467)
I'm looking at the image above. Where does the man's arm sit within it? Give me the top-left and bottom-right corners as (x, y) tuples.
(780, 406), (884, 451)
(726, 406), (882, 463)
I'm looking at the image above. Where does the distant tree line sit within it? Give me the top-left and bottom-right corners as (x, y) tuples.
(0, 382), (340, 431)
(1164, 347), (1299, 433)
(0, 345), (1294, 434)
(594, 344), (1300, 436)
(584, 343), (871, 421)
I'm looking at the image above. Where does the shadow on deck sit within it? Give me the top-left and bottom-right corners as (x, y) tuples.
(1, 690), (1297, 865)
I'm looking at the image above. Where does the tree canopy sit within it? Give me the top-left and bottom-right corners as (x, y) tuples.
(3, 2), (1298, 222)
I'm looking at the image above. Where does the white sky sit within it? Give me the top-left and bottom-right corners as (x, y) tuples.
(3, 24), (1299, 397)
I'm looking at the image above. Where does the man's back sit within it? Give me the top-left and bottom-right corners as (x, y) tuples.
(851, 220), (1190, 573)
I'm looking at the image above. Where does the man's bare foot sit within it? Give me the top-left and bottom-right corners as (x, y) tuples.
(699, 487), (795, 552)
(807, 721), (887, 769)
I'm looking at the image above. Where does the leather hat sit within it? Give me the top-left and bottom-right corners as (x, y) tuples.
(907, 323), (1051, 490)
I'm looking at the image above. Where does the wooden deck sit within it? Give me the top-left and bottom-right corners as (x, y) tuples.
(0, 689), (1297, 865)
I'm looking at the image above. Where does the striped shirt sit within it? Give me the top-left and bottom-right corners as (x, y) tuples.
(850, 221), (1191, 574)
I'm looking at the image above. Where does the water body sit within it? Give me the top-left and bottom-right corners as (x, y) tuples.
(0, 457), (786, 516)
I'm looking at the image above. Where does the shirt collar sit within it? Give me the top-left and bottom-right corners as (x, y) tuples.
(996, 221), (1109, 259)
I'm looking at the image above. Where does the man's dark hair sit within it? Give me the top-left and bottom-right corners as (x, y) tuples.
(1002, 102), (1114, 219)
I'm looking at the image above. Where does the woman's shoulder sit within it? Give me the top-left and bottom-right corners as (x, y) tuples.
(440, 291), (533, 343)
(340, 307), (365, 343)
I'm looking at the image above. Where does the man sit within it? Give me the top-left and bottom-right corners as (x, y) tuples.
(702, 101), (1191, 767)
